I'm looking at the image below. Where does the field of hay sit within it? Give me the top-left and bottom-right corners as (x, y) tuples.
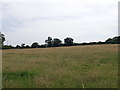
(2, 44), (118, 88)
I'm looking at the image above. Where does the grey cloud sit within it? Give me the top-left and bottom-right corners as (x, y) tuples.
(2, 1), (118, 46)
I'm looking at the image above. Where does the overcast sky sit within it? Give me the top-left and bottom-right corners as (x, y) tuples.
(1, 0), (119, 46)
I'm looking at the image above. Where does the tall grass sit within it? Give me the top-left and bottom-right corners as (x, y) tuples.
(2, 44), (118, 88)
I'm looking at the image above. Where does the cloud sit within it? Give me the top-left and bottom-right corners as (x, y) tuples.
(2, 0), (119, 46)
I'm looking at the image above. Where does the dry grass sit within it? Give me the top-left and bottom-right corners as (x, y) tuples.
(2, 44), (118, 88)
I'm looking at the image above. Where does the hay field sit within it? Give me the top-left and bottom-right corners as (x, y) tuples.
(2, 44), (118, 88)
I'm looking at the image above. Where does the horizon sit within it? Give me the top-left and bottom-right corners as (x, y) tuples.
(2, 35), (119, 47)
(1, 0), (118, 46)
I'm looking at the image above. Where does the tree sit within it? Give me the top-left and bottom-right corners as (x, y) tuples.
(117, 36), (120, 44)
(26, 45), (30, 48)
(45, 37), (52, 47)
(40, 44), (46, 48)
(31, 42), (39, 48)
(64, 37), (74, 46)
(3, 45), (13, 49)
(21, 43), (25, 48)
(112, 36), (120, 44)
(0, 32), (5, 45)
(105, 36), (120, 44)
(105, 38), (113, 44)
(16, 45), (21, 49)
(52, 38), (62, 47)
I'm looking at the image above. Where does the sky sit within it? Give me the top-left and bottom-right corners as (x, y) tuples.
(0, 0), (119, 46)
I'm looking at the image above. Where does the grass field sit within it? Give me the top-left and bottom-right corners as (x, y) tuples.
(2, 44), (118, 88)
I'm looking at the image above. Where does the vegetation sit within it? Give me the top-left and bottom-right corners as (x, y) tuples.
(64, 37), (74, 46)
(0, 32), (119, 49)
(0, 32), (5, 44)
(52, 38), (62, 47)
(105, 36), (120, 44)
(2, 44), (118, 88)
(1, 32), (118, 88)
(31, 42), (40, 48)
(0, 32), (120, 49)
(0, 32), (5, 48)
(45, 37), (53, 47)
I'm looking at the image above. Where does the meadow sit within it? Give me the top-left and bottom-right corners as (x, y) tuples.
(2, 44), (118, 88)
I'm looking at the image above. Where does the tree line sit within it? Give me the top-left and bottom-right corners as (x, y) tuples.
(0, 32), (120, 49)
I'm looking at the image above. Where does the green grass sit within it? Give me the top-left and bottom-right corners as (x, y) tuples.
(2, 44), (118, 88)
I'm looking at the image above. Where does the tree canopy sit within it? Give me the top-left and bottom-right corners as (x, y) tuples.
(0, 32), (5, 45)
(1, 33), (120, 49)
(64, 37), (74, 46)
(105, 36), (120, 44)
(52, 38), (62, 47)
(45, 37), (52, 47)
(31, 42), (40, 48)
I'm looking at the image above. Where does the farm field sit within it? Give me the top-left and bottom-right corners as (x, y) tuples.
(2, 44), (118, 88)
